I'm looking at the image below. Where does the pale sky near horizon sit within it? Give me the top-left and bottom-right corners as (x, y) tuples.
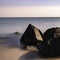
(0, 0), (60, 17)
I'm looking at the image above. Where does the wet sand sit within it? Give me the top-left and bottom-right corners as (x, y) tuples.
(0, 34), (60, 60)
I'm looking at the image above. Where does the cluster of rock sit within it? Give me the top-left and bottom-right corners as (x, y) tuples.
(20, 24), (60, 56)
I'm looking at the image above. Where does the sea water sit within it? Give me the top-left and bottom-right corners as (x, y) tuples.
(0, 17), (60, 34)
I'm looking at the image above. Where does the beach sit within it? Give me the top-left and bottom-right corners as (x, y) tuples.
(0, 33), (60, 60)
(0, 33), (28, 60)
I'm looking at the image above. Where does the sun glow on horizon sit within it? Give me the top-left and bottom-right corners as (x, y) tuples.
(0, 6), (60, 17)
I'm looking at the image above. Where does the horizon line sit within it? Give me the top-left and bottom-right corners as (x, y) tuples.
(0, 17), (60, 18)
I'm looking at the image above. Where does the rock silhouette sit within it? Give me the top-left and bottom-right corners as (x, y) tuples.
(20, 24), (60, 56)
(20, 24), (43, 46)
(43, 27), (60, 56)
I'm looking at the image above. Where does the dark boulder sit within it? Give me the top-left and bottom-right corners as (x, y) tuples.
(44, 27), (60, 46)
(20, 24), (60, 56)
(20, 24), (43, 46)
(42, 27), (60, 56)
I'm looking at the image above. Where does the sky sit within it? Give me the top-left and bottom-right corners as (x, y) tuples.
(0, 0), (60, 6)
(0, 0), (60, 17)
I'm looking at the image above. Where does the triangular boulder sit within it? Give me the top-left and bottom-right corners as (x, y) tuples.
(20, 24), (43, 46)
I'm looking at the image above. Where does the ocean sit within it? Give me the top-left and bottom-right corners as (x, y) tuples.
(0, 17), (60, 60)
(0, 17), (60, 34)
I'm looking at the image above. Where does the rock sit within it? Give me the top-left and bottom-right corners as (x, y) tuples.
(44, 27), (60, 45)
(15, 31), (20, 34)
(20, 24), (43, 46)
(43, 27), (60, 56)
(20, 24), (60, 56)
